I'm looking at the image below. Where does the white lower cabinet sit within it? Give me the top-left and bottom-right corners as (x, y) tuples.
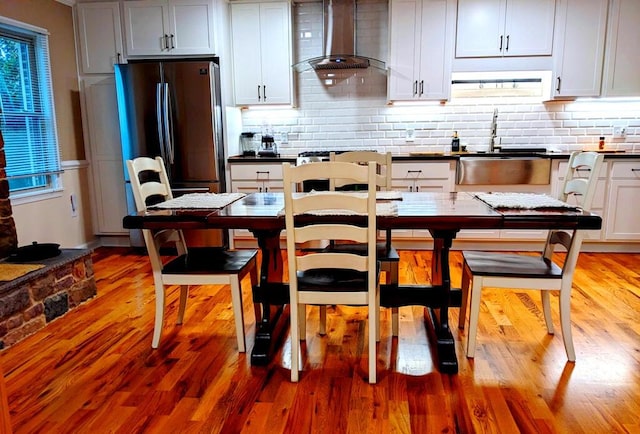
(390, 161), (455, 239)
(606, 161), (640, 240)
(229, 162), (284, 240)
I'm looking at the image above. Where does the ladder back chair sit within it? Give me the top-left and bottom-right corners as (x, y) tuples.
(126, 156), (258, 352)
(328, 151), (401, 335)
(283, 161), (380, 383)
(458, 151), (604, 361)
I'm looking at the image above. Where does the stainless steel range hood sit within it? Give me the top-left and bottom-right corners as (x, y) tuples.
(294, 0), (385, 72)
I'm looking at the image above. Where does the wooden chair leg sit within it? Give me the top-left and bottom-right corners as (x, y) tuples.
(541, 290), (555, 334)
(152, 282), (166, 349)
(176, 285), (189, 325)
(559, 285), (576, 361)
(465, 275), (483, 358)
(230, 278), (246, 353)
(319, 305), (327, 335)
(299, 304), (306, 340)
(369, 299), (377, 384)
(290, 301), (300, 382)
(459, 265), (471, 330)
(387, 262), (400, 337)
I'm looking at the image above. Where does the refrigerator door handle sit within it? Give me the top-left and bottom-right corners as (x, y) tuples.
(163, 82), (174, 165)
(156, 83), (167, 163)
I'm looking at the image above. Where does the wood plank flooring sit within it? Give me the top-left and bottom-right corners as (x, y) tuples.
(1, 247), (639, 433)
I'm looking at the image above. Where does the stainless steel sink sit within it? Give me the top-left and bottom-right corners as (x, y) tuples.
(456, 156), (551, 185)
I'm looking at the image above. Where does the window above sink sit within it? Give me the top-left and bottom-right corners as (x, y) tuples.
(451, 71), (552, 102)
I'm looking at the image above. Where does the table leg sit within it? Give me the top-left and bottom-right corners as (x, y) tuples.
(250, 230), (289, 365)
(428, 231), (458, 374)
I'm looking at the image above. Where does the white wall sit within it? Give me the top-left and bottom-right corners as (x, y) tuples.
(12, 161), (97, 249)
(239, 0), (640, 156)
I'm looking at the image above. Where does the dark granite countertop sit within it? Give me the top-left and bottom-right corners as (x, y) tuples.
(228, 150), (639, 163)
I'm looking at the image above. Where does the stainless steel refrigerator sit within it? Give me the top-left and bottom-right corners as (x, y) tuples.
(115, 58), (226, 247)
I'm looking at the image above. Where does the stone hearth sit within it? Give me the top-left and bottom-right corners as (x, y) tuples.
(0, 250), (96, 349)
(0, 132), (97, 350)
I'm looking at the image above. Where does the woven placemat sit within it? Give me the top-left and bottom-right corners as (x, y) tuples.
(0, 263), (45, 281)
(151, 193), (246, 209)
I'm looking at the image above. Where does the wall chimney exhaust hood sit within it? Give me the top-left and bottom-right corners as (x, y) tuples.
(294, 0), (385, 72)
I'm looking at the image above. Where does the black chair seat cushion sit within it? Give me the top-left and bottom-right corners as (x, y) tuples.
(162, 247), (257, 275)
(462, 251), (562, 279)
(325, 242), (399, 262)
(297, 262), (381, 292)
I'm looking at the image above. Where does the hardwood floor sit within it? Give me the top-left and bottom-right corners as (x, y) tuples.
(1, 247), (639, 433)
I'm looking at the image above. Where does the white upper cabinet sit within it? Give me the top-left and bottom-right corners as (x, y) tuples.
(551, 0), (608, 98)
(123, 0), (216, 56)
(230, 2), (292, 105)
(388, 0), (455, 101)
(76, 2), (124, 74)
(455, 0), (556, 58)
(602, 0), (640, 97)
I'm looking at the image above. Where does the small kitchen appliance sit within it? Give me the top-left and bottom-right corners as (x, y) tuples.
(258, 135), (278, 157)
(240, 132), (258, 156)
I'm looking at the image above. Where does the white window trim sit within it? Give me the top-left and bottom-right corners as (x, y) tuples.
(1, 15), (63, 202)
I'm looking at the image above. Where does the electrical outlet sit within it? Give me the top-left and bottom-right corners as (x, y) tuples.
(613, 126), (627, 138)
(405, 129), (415, 142)
(279, 131), (288, 144)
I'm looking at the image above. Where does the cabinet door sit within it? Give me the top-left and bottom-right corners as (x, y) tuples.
(123, 0), (169, 56)
(416, 0), (454, 99)
(231, 2), (291, 105)
(602, 0), (640, 97)
(82, 77), (128, 234)
(456, 0), (555, 58)
(389, 0), (454, 101)
(503, 0), (555, 56)
(552, 0), (607, 98)
(168, 0), (215, 55)
(231, 3), (264, 105)
(259, 3), (292, 104)
(76, 2), (124, 74)
(455, 0), (505, 58)
(605, 162), (640, 240)
(388, 0), (421, 100)
(606, 179), (640, 240)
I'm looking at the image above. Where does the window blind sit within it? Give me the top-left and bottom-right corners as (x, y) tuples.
(0, 22), (61, 193)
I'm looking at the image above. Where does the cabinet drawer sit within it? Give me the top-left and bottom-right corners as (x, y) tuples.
(392, 162), (452, 179)
(558, 160), (608, 178)
(230, 164), (284, 181)
(610, 161), (640, 179)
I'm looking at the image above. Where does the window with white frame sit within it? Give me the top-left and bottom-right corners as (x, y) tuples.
(0, 18), (61, 198)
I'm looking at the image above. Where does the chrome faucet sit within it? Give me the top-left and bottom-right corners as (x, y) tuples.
(489, 108), (500, 152)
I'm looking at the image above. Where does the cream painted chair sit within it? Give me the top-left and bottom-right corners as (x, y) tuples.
(458, 151), (604, 361)
(126, 156), (258, 352)
(327, 151), (401, 335)
(283, 161), (380, 383)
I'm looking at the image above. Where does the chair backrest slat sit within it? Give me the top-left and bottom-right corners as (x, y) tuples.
(329, 151), (392, 191)
(544, 151), (603, 272)
(126, 156), (188, 267)
(283, 161), (377, 276)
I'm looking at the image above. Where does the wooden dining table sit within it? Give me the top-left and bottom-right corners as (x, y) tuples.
(123, 191), (602, 374)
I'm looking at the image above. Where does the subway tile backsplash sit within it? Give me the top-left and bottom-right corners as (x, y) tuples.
(240, 0), (640, 156)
